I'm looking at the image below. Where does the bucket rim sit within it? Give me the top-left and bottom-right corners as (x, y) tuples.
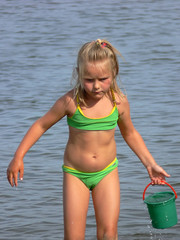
(144, 191), (175, 205)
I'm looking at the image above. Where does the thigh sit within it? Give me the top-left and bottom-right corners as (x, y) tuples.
(92, 168), (120, 238)
(63, 172), (90, 240)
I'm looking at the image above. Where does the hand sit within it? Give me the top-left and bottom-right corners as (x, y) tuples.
(147, 164), (170, 185)
(7, 157), (24, 187)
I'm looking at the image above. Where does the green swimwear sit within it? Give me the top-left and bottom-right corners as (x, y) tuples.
(67, 89), (119, 131)
(62, 158), (118, 191)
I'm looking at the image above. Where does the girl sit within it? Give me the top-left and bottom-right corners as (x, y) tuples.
(7, 39), (170, 240)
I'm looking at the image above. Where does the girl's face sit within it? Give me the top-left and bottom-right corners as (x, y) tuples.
(82, 60), (113, 100)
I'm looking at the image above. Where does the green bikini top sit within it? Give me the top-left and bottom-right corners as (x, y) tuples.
(67, 90), (119, 131)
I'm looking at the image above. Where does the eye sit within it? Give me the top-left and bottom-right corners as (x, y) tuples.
(99, 77), (108, 81)
(84, 78), (93, 82)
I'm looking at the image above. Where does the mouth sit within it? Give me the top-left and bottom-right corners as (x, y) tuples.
(93, 91), (102, 94)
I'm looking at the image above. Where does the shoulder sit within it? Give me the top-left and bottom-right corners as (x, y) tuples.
(50, 89), (76, 116)
(113, 92), (130, 119)
(113, 91), (129, 108)
(55, 89), (74, 104)
(60, 89), (77, 116)
(61, 89), (75, 104)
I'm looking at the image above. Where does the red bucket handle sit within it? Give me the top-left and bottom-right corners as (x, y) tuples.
(143, 181), (178, 200)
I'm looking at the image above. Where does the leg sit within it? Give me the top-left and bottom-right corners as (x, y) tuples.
(63, 172), (90, 240)
(92, 168), (120, 240)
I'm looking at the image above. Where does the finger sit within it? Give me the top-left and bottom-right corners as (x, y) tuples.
(151, 177), (162, 185)
(152, 178), (166, 185)
(14, 173), (18, 187)
(151, 179), (158, 185)
(7, 172), (14, 187)
(19, 169), (24, 181)
(157, 166), (170, 178)
(163, 170), (171, 178)
(157, 179), (163, 185)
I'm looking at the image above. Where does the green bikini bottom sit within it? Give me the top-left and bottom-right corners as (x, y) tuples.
(62, 158), (118, 191)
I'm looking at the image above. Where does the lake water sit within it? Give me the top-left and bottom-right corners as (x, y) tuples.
(0, 0), (180, 239)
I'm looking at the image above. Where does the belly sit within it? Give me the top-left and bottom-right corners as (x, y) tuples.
(64, 129), (117, 172)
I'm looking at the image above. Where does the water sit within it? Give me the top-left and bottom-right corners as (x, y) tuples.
(0, 0), (180, 239)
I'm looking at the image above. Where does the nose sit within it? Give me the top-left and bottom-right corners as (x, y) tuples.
(93, 80), (100, 90)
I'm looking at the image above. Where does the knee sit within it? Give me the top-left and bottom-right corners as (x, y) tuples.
(97, 225), (118, 240)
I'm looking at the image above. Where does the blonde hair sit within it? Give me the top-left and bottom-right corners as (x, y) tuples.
(72, 39), (124, 105)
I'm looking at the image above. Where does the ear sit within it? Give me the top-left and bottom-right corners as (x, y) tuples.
(76, 67), (79, 73)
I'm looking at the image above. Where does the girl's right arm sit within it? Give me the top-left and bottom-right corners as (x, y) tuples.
(7, 93), (70, 187)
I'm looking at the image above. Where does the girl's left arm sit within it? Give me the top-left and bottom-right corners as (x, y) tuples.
(117, 97), (170, 184)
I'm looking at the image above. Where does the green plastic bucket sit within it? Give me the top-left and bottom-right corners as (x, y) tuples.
(143, 181), (178, 229)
